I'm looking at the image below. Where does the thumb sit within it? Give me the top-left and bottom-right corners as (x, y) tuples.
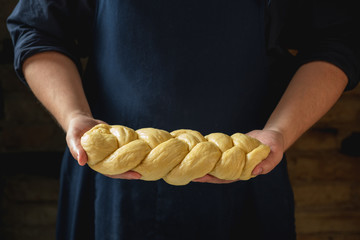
(252, 150), (283, 176)
(67, 135), (88, 166)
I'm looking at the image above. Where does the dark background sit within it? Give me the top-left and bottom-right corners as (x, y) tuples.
(1, 1), (360, 239)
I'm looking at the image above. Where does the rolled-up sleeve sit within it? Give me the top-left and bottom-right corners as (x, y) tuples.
(7, 0), (93, 83)
(290, 0), (360, 90)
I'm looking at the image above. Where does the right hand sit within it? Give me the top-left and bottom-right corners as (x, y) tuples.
(65, 113), (141, 180)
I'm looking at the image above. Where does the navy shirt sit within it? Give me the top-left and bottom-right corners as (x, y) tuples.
(7, 0), (360, 239)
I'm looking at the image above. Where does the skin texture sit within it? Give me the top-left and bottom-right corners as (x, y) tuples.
(23, 51), (348, 183)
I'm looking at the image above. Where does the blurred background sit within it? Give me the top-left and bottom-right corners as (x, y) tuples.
(1, 1), (360, 239)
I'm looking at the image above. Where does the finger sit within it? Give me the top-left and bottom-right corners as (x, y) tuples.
(251, 151), (279, 176)
(106, 171), (142, 180)
(192, 175), (213, 182)
(77, 148), (88, 166)
(193, 174), (235, 184)
(67, 134), (88, 166)
(252, 165), (263, 176)
(67, 136), (80, 162)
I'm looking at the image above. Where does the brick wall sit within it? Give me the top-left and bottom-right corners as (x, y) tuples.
(1, 1), (360, 239)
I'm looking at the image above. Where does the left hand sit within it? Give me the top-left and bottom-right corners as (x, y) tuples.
(192, 129), (285, 184)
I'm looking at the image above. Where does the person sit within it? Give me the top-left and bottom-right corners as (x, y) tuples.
(7, 0), (359, 239)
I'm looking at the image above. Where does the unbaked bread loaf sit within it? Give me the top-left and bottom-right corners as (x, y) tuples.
(80, 124), (270, 185)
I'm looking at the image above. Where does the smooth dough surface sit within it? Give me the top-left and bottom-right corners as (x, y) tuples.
(81, 124), (271, 185)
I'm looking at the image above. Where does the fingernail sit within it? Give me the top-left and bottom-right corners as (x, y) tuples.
(76, 152), (82, 165)
(254, 167), (263, 176)
(132, 172), (142, 179)
(76, 149), (80, 160)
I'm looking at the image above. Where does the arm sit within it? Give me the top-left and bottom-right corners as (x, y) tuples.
(264, 61), (347, 152)
(23, 51), (94, 165)
(195, 0), (359, 183)
(23, 51), (141, 179)
(8, 0), (138, 179)
(250, 60), (347, 175)
(23, 51), (91, 133)
(194, 60), (348, 183)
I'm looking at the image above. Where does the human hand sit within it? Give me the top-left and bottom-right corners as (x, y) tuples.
(192, 129), (284, 184)
(245, 129), (285, 175)
(65, 113), (141, 180)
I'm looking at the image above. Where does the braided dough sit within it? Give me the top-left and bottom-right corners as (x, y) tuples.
(81, 124), (270, 185)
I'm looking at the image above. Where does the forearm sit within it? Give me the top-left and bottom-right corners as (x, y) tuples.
(264, 61), (348, 150)
(23, 51), (92, 132)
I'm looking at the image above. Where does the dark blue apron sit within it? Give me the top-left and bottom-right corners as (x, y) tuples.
(57, 1), (295, 239)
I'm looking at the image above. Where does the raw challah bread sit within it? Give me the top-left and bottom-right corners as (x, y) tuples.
(80, 124), (271, 185)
